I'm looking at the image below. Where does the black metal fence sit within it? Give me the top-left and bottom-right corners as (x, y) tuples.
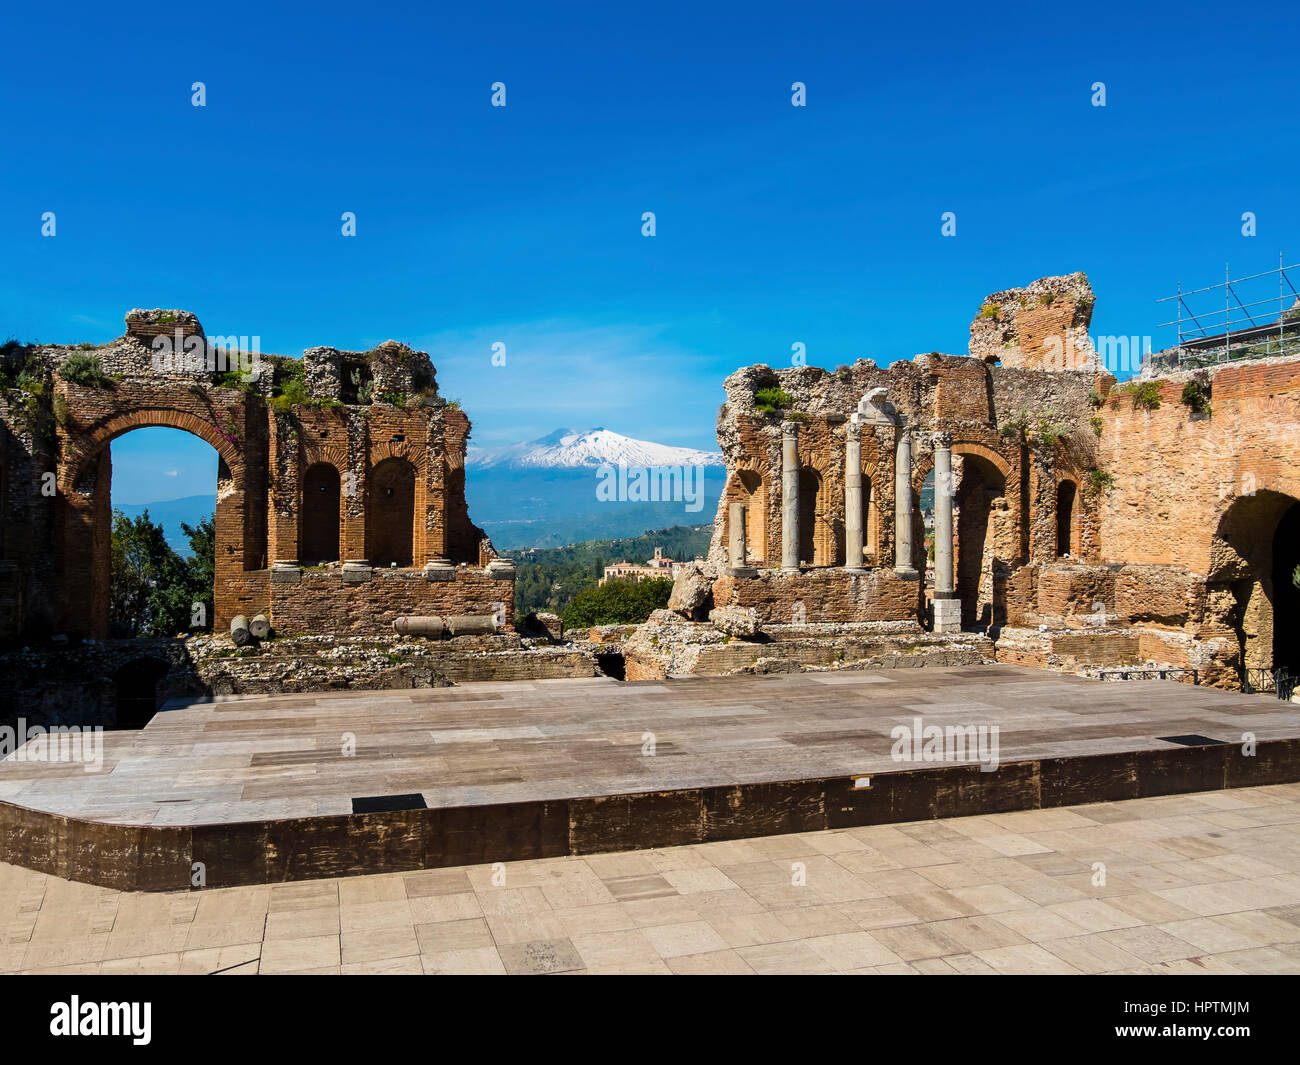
(1243, 667), (1297, 701)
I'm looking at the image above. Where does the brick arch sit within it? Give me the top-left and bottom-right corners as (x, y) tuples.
(860, 461), (886, 562)
(300, 440), (348, 473)
(61, 407), (245, 493)
(725, 461), (768, 565)
(54, 405), (257, 640)
(1207, 488), (1300, 675)
(368, 439), (429, 474)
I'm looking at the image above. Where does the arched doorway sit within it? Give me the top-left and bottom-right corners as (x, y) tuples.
(1056, 480), (1078, 558)
(736, 469), (766, 564)
(59, 408), (254, 639)
(300, 463), (341, 564)
(113, 657), (169, 728)
(1274, 504), (1300, 672)
(797, 467), (829, 566)
(103, 427), (219, 638)
(1208, 491), (1300, 675)
(367, 458), (416, 567)
(955, 454), (1007, 630)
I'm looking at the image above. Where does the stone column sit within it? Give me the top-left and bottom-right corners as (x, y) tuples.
(728, 502), (746, 567)
(933, 439), (955, 598)
(781, 421), (800, 574)
(844, 418), (864, 572)
(932, 436), (961, 633)
(727, 501), (755, 577)
(893, 427), (917, 577)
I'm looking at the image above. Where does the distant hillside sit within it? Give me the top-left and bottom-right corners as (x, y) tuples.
(505, 525), (713, 616)
(468, 467), (724, 549)
(116, 494), (215, 556)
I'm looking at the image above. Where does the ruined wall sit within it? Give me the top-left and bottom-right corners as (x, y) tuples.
(270, 568), (514, 637)
(688, 269), (1300, 691)
(1097, 363), (1300, 570)
(0, 311), (507, 643)
(705, 302), (1104, 629)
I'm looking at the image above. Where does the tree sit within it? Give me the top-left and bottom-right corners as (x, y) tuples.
(181, 517), (216, 632)
(109, 510), (215, 637)
(560, 578), (672, 629)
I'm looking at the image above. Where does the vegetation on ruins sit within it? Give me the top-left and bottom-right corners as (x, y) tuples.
(1180, 380), (1211, 415)
(1086, 468), (1116, 496)
(1037, 412), (1070, 447)
(979, 302), (1000, 319)
(507, 524), (713, 616)
(999, 408), (1030, 442)
(1087, 387), (1104, 409)
(109, 510), (215, 638)
(559, 577), (672, 629)
(1120, 380), (1164, 410)
(754, 386), (793, 413)
(0, 347), (52, 440)
(1090, 415), (1103, 437)
(213, 368), (257, 393)
(57, 352), (116, 389)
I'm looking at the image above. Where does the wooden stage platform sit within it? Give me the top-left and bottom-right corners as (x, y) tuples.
(3, 665), (1298, 891)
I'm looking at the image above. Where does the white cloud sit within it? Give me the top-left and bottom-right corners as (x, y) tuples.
(410, 320), (721, 449)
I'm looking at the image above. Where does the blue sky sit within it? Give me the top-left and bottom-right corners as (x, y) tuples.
(2, 0), (1297, 503)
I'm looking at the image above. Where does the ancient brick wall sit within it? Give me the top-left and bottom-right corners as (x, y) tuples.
(0, 312), (506, 642)
(270, 569), (514, 637)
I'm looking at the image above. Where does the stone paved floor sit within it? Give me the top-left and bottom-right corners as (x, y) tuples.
(4, 782), (1300, 974)
(4, 667), (1294, 825)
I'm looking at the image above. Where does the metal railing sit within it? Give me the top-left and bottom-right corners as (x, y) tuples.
(1242, 667), (1296, 701)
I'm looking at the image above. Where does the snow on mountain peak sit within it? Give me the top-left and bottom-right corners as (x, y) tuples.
(468, 427), (723, 469)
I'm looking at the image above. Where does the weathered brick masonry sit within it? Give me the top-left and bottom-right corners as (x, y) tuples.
(690, 272), (1300, 690)
(0, 310), (513, 642)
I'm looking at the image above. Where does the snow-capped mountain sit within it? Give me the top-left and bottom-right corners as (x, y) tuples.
(468, 428), (724, 470)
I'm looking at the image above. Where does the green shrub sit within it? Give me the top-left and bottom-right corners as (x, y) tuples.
(754, 386), (793, 412)
(1180, 380), (1210, 415)
(270, 377), (309, 414)
(560, 577), (672, 629)
(58, 352), (114, 388)
(213, 369), (256, 392)
(1000, 408), (1030, 441)
(1132, 381), (1163, 410)
(1038, 411), (1068, 447)
(1086, 469), (1116, 496)
(1090, 416), (1103, 437)
(979, 302), (1001, 319)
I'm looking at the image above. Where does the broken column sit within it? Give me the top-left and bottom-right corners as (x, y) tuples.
(844, 417), (864, 572)
(932, 435), (961, 633)
(781, 420), (800, 573)
(728, 501), (755, 576)
(893, 426), (917, 578)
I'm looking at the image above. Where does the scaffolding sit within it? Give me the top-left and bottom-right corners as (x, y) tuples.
(1157, 253), (1300, 369)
